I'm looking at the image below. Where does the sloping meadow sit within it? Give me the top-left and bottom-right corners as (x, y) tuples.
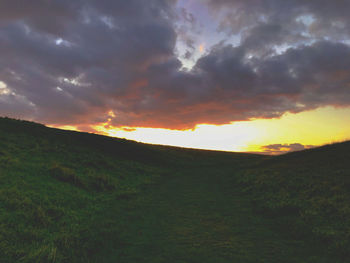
(0, 117), (253, 262)
(238, 141), (350, 258)
(0, 118), (170, 262)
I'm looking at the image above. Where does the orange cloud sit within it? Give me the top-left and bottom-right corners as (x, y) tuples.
(199, 43), (205, 53)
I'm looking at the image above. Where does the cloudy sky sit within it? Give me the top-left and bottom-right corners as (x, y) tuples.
(1, 0), (350, 153)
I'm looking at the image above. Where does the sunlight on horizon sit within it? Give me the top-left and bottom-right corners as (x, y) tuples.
(52, 106), (350, 154)
(93, 122), (264, 152)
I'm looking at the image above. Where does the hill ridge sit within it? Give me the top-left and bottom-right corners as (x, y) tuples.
(0, 117), (349, 262)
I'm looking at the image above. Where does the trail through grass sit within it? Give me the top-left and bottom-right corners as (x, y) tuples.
(96, 167), (335, 263)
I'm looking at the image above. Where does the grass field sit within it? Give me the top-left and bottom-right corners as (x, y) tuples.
(0, 117), (349, 262)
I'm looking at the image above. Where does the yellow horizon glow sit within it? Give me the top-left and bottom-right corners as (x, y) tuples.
(51, 106), (350, 154)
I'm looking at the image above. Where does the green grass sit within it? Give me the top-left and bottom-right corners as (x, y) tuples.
(0, 117), (349, 262)
(238, 142), (350, 259)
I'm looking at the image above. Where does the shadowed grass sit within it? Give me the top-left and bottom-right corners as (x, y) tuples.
(0, 117), (349, 262)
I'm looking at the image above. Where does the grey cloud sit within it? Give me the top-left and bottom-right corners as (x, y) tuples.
(175, 6), (201, 62)
(207, 0), (350, 55)
(107, 40), (350, 129)
(0, 0), (177, 125)
(0, 0), (81, 34)
(0, 0), (350, 130)
(207, 0), (350, 31)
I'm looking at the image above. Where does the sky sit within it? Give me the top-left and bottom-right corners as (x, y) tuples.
(0, 0), (350, 154)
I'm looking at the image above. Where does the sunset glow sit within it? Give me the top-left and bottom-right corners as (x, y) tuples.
(51, 106), (350, 154)
(2, 0), (350, 154)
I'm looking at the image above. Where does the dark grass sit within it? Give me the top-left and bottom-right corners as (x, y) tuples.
(0, 117), (348, 262)
(238, 141), (350, 260)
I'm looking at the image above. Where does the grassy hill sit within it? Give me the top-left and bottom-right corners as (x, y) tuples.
(0, 117), (349, 262)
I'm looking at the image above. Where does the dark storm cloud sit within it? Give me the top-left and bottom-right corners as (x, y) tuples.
(0, 0), (177, 125)
(0, 0), (81, 34)
(0, 0), (350, 129)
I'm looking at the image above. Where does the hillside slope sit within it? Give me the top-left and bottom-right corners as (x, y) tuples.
(0, 117), (349, 262)
(239, 140), (350, 258)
